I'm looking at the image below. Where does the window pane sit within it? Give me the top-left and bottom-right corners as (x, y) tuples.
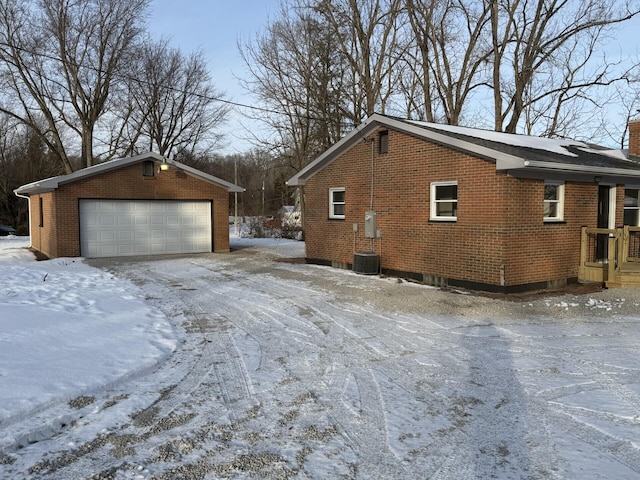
(624, 209), (639, 226)
(544, 201), (557, 218)
(436, 201), (457, 217)
(333, 204), (345, 216)
(625, 189), (639, 208)
(379, 131), (388, 154)
(332, 190), (345, 203)
(544, 184), (558, 201)
(436, 185), (457, 201)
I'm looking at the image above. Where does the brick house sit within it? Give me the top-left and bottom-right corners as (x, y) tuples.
(14, 152), (244, 259)
(287, 114), (640, 293)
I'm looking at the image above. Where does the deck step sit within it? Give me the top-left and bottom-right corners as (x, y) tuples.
(607, 274), (640, 288)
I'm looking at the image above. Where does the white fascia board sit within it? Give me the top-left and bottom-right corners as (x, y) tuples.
(287, 116), (383, 186)
(381, 116), (527, 166)
(14, 152), (168, 195)
(14, 179), (57, 195)
(169, 159), (245, 192)
(56, 152), (168, 187)
(14, 152), (245, 195)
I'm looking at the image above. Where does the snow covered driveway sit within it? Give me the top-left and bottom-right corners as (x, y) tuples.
(4, 240), (640, 479)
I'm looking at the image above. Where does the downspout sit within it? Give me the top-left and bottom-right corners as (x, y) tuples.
(370, 138), (375, 252)
(370, 137), (375, 211)
(14, 191), (33, 250)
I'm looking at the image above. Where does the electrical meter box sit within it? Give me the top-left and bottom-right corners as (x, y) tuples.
(364, 210), (376, 238)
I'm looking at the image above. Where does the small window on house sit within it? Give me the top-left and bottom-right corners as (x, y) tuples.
(39, 197), (44, 227)
(430, 181), (458, 221)
(544, 181), (564, 221)
(379, 130), (389, 154)
(329, 187), (346, 219)
(624, 188), (640, 226)
(143, 160), (155, 177)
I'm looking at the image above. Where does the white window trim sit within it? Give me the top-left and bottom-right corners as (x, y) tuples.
(544, 181), (565, 222)
(430, 181), (458, 221)
(607, 185), (616, 229)
(329, 187), (346, 219)
(624, 186), (640, 226)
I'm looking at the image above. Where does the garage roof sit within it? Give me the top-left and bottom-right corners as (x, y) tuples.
(14, 152), (245, 196)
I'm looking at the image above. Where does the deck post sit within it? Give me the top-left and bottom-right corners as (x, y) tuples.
(580, 227), (587, 269)
(607, 234), (616, 284)
(623, 226), (630, 264)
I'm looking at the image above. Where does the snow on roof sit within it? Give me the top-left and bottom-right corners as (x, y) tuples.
(407, 120), (589, 158)
(287, 114), (637, 187)
(577, 147), (629, 161)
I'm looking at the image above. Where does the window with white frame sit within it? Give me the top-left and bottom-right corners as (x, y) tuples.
(329, 187), (346, 219)
(624, 188), (640, 226)
(543, 181), (564, 221)
(430, 181), (458, 221)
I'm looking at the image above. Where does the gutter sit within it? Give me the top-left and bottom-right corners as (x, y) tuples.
(520, 160), (640, 178)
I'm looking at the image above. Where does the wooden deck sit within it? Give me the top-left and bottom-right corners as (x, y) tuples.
(579, 226), (640, 287)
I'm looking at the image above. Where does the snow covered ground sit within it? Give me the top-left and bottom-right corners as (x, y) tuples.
(1, 232), (640, 478)
(0, 237), (176, 445)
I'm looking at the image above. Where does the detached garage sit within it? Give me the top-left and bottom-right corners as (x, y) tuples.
(14, 152), (244, 259)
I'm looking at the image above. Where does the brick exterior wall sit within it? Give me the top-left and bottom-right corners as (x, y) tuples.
(303, 128), (609, 291)
(30, 161), (230, 258)
(30, 193), (57, 258)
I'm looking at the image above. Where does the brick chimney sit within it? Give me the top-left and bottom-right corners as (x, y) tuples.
(629, 119), (640, 158)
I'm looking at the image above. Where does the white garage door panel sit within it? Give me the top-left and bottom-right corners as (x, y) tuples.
(80, 200), (212, 258)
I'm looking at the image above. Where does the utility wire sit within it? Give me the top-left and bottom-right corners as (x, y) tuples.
(0, 40), (357, 127)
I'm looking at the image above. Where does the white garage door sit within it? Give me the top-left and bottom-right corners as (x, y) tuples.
(79, 200), (212, 258)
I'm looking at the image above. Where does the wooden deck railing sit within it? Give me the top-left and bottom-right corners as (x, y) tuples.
(622, 226), (640, 263)
(579, 226), (640, 286)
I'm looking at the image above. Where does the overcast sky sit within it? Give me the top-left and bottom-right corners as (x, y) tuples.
(148, 0), (281, 154)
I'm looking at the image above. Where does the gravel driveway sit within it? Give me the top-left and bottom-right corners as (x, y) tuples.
(4, 242), (640, 479)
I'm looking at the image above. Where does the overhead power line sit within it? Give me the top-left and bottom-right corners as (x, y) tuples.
(0, 40), (356, 127)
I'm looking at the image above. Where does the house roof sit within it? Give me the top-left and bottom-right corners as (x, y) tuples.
(287, 114), (640, 186)
(14, 152), (245, 196)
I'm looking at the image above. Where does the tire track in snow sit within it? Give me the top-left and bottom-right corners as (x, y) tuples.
(9, 251), (640, 479)
(121, 265), (257, 416)
(22, 262), (260, 478)
(150, 268), (266, 418)
(544, 406), (640, 474)
(502, 323), (640, 477)
(192, 265), (414, 474)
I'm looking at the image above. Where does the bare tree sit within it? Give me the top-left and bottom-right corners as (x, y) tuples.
(602, 74), (640, 149)
(403, 0), (492, 124)
(239, 0), (640, 162)
(240, 0), (347, 173)
(125, 39), (230, 159)
(0, 0), (73, 173)
(0, 114), (63, 231)
(489, 0), (639, 135)
(313, 0), (405, 123)
(0, 0), (149, 171)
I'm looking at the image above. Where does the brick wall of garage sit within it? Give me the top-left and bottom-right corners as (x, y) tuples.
(303, 127), (605, 290)
(29, 192), (58, 258)
(40, 161), (230, 257)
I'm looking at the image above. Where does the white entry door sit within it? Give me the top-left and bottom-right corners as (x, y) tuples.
(79, 200), (212, 258)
